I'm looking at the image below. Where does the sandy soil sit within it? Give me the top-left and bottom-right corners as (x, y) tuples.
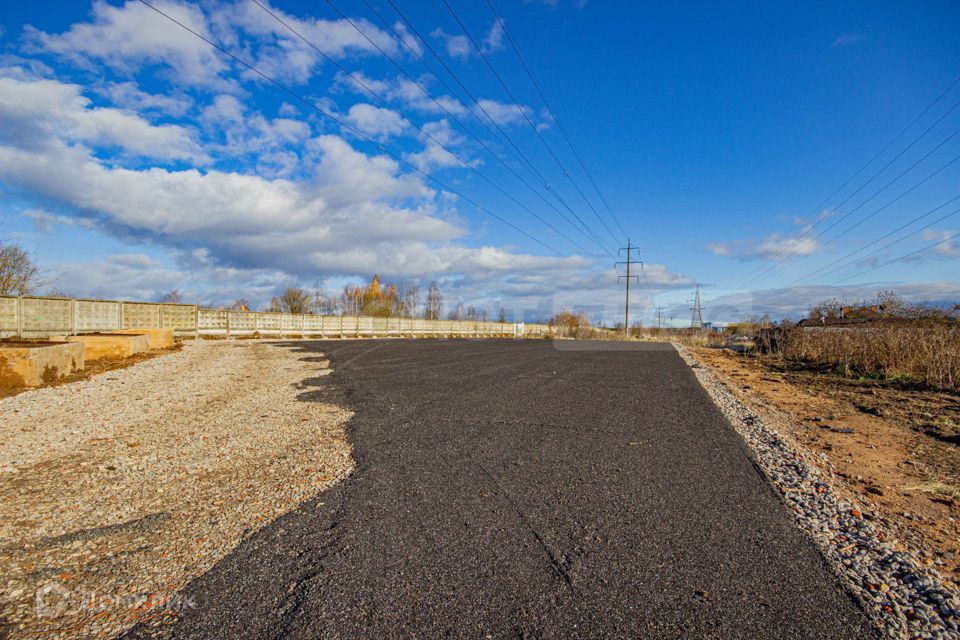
(690, 346), (960, 590)
(0, 340), (353, 639)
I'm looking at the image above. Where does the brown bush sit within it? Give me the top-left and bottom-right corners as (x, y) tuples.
(779, 320), (960, 391)
(548, 310), (590, 338)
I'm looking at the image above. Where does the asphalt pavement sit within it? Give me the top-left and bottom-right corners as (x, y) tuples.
(133, 339), (875, 639)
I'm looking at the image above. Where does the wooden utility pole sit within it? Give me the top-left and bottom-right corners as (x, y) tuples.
(616, 240), (640, 339)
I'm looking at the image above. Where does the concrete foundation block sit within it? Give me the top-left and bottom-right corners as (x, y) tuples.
(0, 341), (85, 388)
(112, 328), (175, 349)
(67, 333), (151, 360)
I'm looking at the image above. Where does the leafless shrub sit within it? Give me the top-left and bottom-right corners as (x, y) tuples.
(278, 287), (311, 314)
(160, 289), (184, 304)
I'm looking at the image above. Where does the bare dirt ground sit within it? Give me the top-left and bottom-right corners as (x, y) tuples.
(0, 340), (353, 639)
(690, 346), (960, 591)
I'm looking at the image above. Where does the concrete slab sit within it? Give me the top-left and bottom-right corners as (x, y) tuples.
(112, 328), (175, 350)
(67, 333), (151, 360)
(0, 341), (85, 388)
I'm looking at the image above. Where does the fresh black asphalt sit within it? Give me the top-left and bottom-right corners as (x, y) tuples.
(135, 339), (875, 639)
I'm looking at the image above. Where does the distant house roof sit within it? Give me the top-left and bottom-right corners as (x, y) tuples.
(795, 316), (880, 328)
(795, 315), (954, 328)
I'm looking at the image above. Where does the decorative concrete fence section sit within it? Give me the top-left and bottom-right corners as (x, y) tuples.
(75, 299), (121, 333)
(0, 295), (551, 339)
(0, 297), (198, 338)
(0, 341), (85, 387)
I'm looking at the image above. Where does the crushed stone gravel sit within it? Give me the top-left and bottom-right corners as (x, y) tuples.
(0, 340), (353, 640)
(675, 343), (960, 640)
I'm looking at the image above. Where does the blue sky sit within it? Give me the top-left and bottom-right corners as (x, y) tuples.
(0, 0), (958, 324)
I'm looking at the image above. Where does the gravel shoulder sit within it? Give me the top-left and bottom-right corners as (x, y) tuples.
(677, 344), (960, 639)
(688, 345), (959, 584)
(0, 340), (353, 639)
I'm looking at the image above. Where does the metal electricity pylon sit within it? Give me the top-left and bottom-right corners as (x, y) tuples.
(690, 284), (704, 329)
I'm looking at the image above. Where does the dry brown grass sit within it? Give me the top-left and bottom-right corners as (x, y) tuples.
(780, 320), (960, 392)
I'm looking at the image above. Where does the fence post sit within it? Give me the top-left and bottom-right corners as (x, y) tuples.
(16, 295), (23, 338)
(70, 298), (76, 336)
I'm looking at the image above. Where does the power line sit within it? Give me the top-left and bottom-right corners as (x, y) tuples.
(719, 76), (960, 290)
(440, 0), (622, 247)
(341, 0), (614, 256)
(249, 0), (598, 257)
(803, 202), (960, 285)
(789, 193), (960, 285)
(831, 230), (960, 286)
(135, 0), (567, 258)
(353, 0), (613, 257)
(377, 0), (613, 254)
(482, 0), (627, 239)
(732, 126), (960, 291)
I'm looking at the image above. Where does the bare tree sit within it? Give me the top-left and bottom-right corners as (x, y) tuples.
(448, 301), (466, 321)
(311, 282), (339, 315)
(402, 283), (420, 318)
(425, 281), (443, 320)
(279, 287), (311, 314)
(160, 289), (184, 304)
(229, 298), (251, 311)
(498, 306), (506, 323)
(0, 240), (41, 296)
(482, 309), (489, 322)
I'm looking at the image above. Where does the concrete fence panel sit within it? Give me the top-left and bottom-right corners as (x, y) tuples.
(280, 313), (301, 332)
(356, 316), (372, 336)
(1, 294), (545, 340)
(226, 310), (254, 334)
(198, 309), (227, 334)
(74, 299), (121, 333)
(0, 296), (19, 338)
(161, 304), (198, 331)
(341, 316), (360, 337)
(21, 297), (73, 336)
(121, 302), (161, 329)
(256, 312), (282, 334)
(303, 314), (324, 335)
(321, 315), (341, 336)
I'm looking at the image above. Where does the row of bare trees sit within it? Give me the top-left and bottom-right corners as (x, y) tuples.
(241, 276), (507, 322)
(1, 242), (512, 324)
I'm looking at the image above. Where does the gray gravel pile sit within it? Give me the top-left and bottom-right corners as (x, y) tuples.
(675, 343), (960, 640)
